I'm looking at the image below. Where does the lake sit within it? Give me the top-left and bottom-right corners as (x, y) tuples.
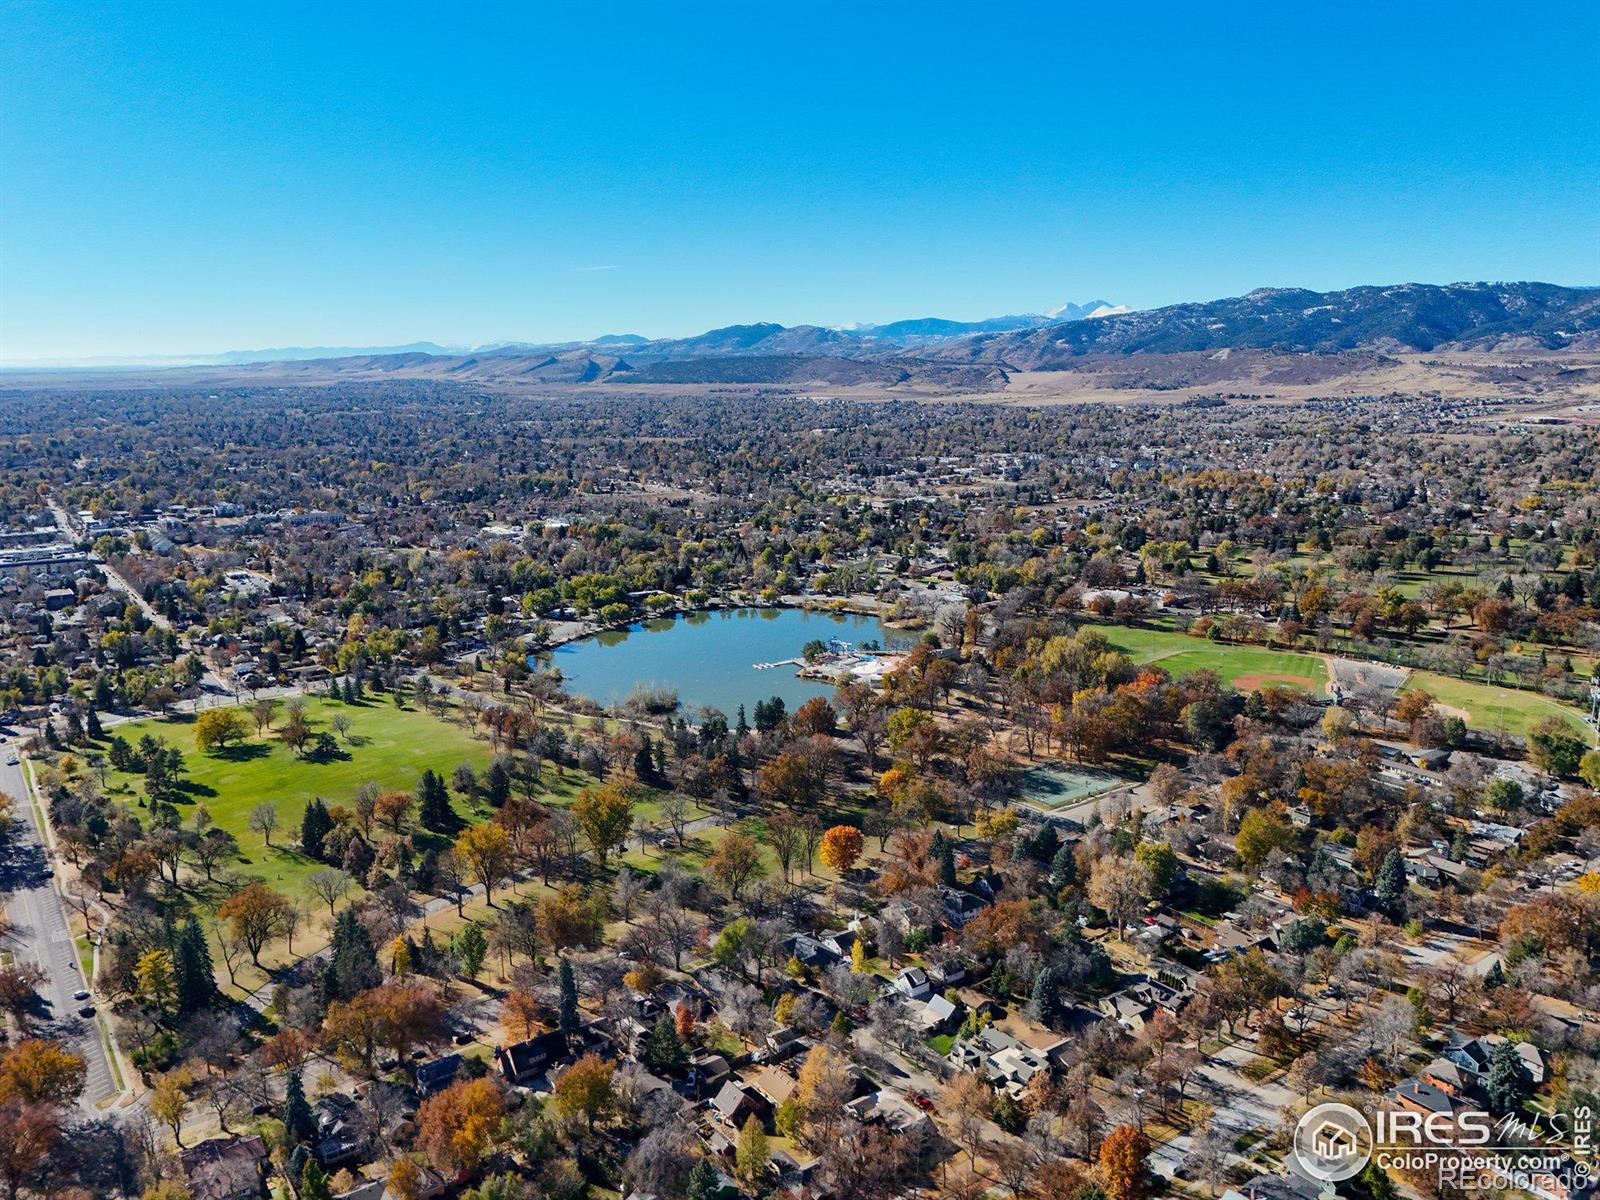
(538, 607), (909, 719)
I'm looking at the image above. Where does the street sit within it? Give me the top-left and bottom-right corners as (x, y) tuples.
(0, 753), (119, 1108)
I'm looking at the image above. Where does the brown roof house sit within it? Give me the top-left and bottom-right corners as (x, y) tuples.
(179, 1135), (268, 1200)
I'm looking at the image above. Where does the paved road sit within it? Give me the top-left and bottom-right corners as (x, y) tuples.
(0, 753), (119, 1108)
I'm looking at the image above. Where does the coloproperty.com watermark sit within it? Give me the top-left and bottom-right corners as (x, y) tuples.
(1292, 1100), (1597, 1194)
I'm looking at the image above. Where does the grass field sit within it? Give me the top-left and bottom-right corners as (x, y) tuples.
(1098, 625), (1330, 694)
(1404, 671), (1597, 745)
(102, 697), (515, 895)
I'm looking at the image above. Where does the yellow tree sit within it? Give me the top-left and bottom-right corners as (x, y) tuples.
(551, 1053), (614, 1133)
(453, 824), (513, 906)
(571, 784), (635, 867)
(0, 1038), (86, 1106)
(135, 947), (177, 1013)
(149, 1069), (189, 1147)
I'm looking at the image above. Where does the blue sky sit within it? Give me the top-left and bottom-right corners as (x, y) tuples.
(3, 1), (1597, 359)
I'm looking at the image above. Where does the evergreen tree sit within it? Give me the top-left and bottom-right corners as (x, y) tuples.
(301, 797), (334, 860)
(634, 734), (656, 783)
(1485, 1041), (1527, 1113)
(558, 957), (580, 1040)
(484, 759), (512, 808)
(173, 918), (216, 1015)
(417, 769), (453, 831)
(1375, 849), (1408, 917)
(1484, 959), (1505, 990)
(283, 1068), (314, 1144)
(300, 1158), (332, 1200)
(1049, 843), (1077, 892)
(641, 1012), (689, 1076)
(1029, 965), (1061, 1027)
(686, 1159), (722, 1200)
(329, 907), (381, 1000)
(86, 707), (104, 739)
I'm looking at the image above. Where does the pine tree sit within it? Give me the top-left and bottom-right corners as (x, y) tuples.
(485, 760), (512, 807)
(1485, 1042), (1526, 1113)
(558, 958), (580, 1040)
(939, 837), (958, 887)
(1484, 959), (1505, 990)
(634, 734), (656, 782)
(329, 908), (380, 1000)
(173, 918), (215, 1015)
(299, 1158), (332, 1200)
(686, 1159), (722, 1200)
(1049, 843), (1076, 892)
(642, 1012), (689, 1076)
(1029, 965), (1060, 1026)
(301, 797), (334, 860)
(1375, 849), (1408, 916)
(283, 1068), (313, 1145)
(86, 707), (104, 739)
(418, 769), (452, 831)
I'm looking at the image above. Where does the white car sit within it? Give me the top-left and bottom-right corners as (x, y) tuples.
(4, 754), (17, 766)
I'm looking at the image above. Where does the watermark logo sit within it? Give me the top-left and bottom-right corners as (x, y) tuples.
(1294, 1102), (1374, 1182)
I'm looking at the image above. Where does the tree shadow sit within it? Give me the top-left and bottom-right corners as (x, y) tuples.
(211, 742), (271, 763)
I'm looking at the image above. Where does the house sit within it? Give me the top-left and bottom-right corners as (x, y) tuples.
(1406, 748), (1453, 771)
(892, 967), (931, 1000)
(785, 933), (841, 969)
(311, 1093), (366, 1167)
(846, 1090), (937, 1160)
(333, 1163), (447, 1200)
(744, 1065), (797, 1109)
(947, 1026), (1052, 1097)
(1099, 978), (1185, 1031)
(1444, 1032), (1547, 1086)
(179, 1135), (268, 1200)
(1420, 1057), (1469, 1097)
(496, 1031), (572, 1088)
(710, 1080), (768, 1127)
(913, 993), (960, 1034)
(939, 886), (986, 928)
(687, 1050), (731, 1097)
(1393, 1078), (1457, 1118)
(414, 1053), (462, 1096)
(759, 1026), (805, 1062)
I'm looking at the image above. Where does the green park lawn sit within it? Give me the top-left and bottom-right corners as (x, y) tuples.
(101, 697), (515, 895)
(1098, 625), (1330, 694)
(1404, 671), (1597, 745)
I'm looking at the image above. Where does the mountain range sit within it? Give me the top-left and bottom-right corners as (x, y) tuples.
(7, 283), (1597, 401)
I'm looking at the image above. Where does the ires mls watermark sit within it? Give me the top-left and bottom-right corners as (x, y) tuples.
(1292, 1101), (1597, 1195)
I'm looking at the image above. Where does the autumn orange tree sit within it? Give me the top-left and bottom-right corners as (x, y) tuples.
(818, 824), (863, 875)
(417, 1076), (506, 1179)
(551, 1053), (615, 1133)
(0, 1039), (86, 1107)
(1099, 1124), (1151, 1200)
(500, 989), (542, 1042)
(217, 881), (294, 966)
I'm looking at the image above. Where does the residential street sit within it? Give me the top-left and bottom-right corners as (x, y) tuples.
(0, 753), (119, 1109)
